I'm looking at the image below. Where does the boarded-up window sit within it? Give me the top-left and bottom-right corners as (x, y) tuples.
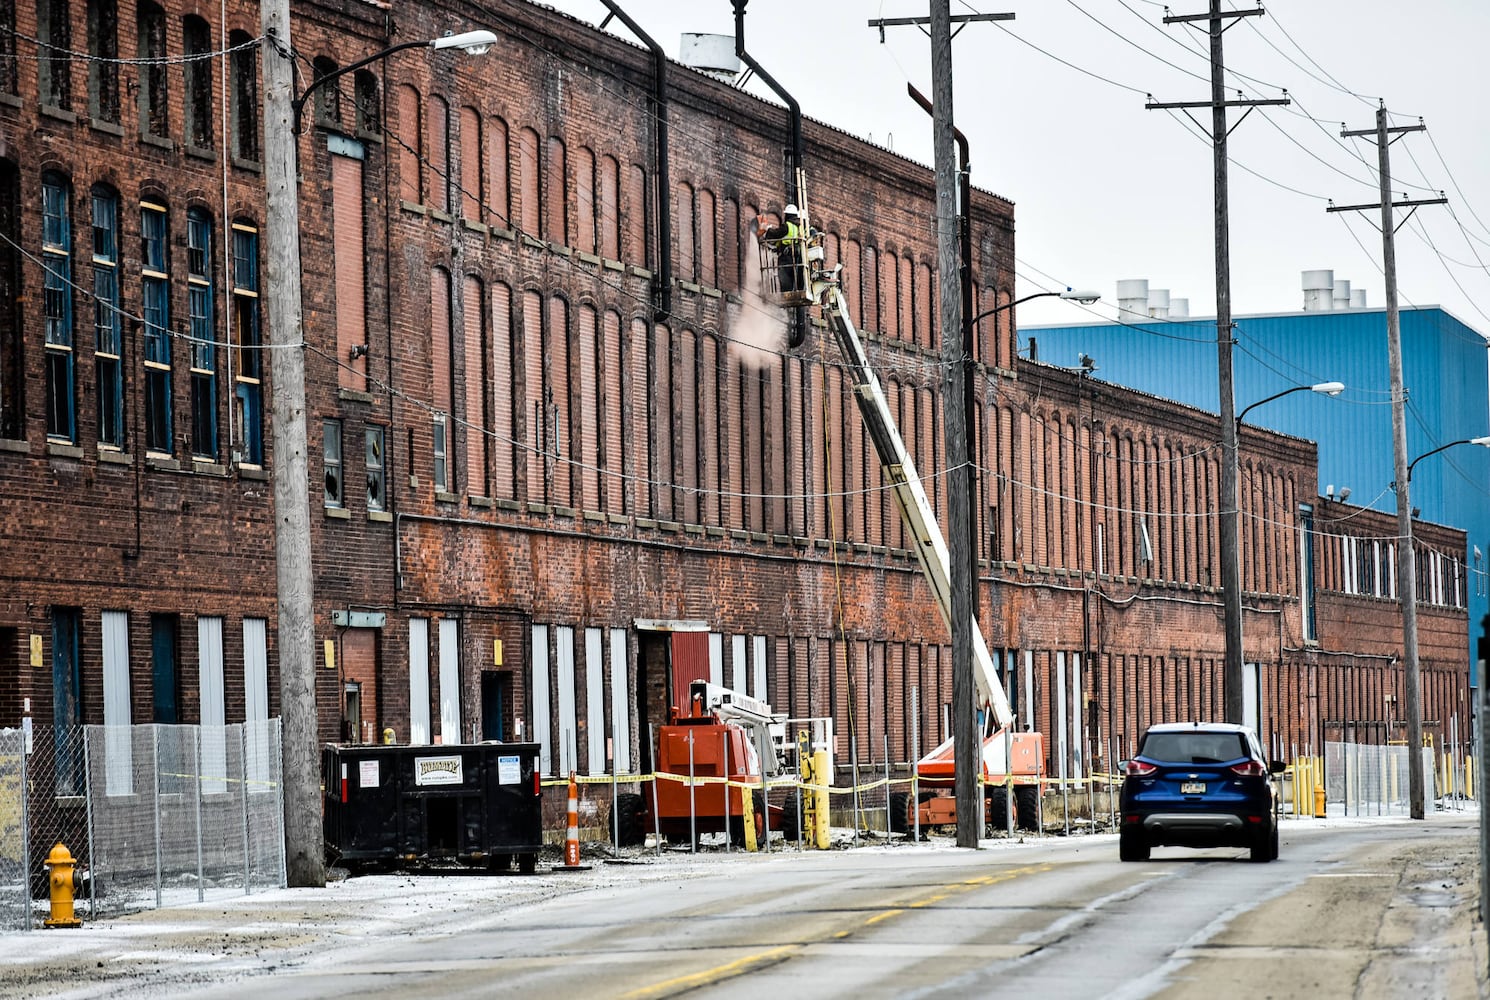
(626, 164), (647, 267)
(920, 262), (936, 351)
(463, 275), (486, 496)
(882, 250), (898, 340)
(490, 282), (515, 499)
(548, 295), (571, 505)
(844, 240), (861, 327)
(427, 94), (449, 214)
(331, 153), (366, 391)
(700, 334), (720, 525)
(698, 189), (716, 288)
(743, 366), (763, 530)
(598, 156), (620, 259)
(518, 128), (540, 237)
(578, 305), (600, 511)
(862, 245), (879, 332)
(544, 137), (567, 244)
(900, 255), (914, 345)
(488, 116), (510, 229)
(678, 328), (698, 524)
(653, 323), (673, 520)
(459, 106), (482, 221)
(396, 84), (422, 204)
(431, 268), (453, 490)
(674, 182), (694, 281)
(603, 311), (624, 515)
(811, 362), (827, 538)
(523, 290), (543, 500)
(574, 146), (595, 254)
(722, 197), (739, 291)
(628, 318), (651, 516)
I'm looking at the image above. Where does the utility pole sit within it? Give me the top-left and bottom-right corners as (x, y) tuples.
(1328, 106), (1445, 822)
(260, 0), (324, 886)
(1149, 2), (1287, 727)
(871, 3), (1012, 849)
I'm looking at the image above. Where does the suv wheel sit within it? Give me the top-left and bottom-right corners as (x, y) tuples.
(1119, 826), (1149, 862)
(1250, 822), (1276, 863)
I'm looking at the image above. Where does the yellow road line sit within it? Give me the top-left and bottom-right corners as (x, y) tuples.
(620, 945), (799, 999)
(624, 863), (1052, 997)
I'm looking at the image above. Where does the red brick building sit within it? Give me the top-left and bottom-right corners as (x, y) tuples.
(0, 0), (1469, 787)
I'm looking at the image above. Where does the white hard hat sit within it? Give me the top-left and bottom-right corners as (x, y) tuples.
(783, 203), (799, 216)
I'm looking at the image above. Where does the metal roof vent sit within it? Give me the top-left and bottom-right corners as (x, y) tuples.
(1169, 297), (1189, 318)
(1302, 269), (1335, 311)
(1333, 278), (1352, 310)
(679, 33), (741, 83)
(1116, 279), (1149, 323)
(1147, 288), (1171, 319)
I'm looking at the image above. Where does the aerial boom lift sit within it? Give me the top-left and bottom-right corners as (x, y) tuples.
(757, 190), (1043, 831)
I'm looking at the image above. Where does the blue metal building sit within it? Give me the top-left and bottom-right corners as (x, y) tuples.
(1026, 299), (1490, 683)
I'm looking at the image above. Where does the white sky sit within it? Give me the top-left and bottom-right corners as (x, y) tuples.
(541, 0), (1490, 332)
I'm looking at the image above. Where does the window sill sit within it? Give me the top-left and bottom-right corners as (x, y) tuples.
(192, 459), (227, 476)
(469, 495), (493, 508)
(324, 505), (352, 520)
(237, 464), (269, 481)
(145, 453), (180, 471)
(39, 104), (76, 124)
(400, 200), (427, 216)
(367, 510), (392, 523)
(232, 156), (263, 173)
(355, 129), (383, 145)
(338, 387), (375, 404)
(430, 209), (453, 224)
(89, 118), (124, 137)
(98, 448), (132, 466)
(435, 490), (459, 504)
(0, 93), (20, 109)
(46, 442), (84, 459)
(140, 133), (173, 151)
(0, 438), (31, 454)
(184, 145), (216, 162)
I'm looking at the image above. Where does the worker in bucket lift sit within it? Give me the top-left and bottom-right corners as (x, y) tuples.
(756, 204), (806, 297)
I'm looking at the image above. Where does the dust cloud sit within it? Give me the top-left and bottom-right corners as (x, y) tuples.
(728, 231), (788, 371)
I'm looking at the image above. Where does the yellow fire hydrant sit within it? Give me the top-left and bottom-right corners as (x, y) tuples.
(1314, 784), (1327, 819)
(43, 842), (82, 928)
(383, 727), (396, 745)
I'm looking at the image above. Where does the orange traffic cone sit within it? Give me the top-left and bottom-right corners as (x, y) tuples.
(555, 771), (590, 872)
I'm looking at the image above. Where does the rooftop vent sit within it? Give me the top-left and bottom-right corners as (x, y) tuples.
(679, 33), (740, 83)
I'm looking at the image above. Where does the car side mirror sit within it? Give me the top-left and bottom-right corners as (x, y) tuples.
(1269, 760), (1286, 775)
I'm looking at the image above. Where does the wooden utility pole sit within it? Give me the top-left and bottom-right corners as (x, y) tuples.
(1150, 2), (1287, 727)
(927, 0), (979, 849)
(872, 3), (1012, 849)
(1328, 106), (1445, 821)
(260, 0), (323, 886)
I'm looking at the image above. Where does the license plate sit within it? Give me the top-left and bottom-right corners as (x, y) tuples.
(1181, 782), (1206, 795)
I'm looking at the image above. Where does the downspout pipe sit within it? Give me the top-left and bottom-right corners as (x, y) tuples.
(733, 0), (804, 345)
(599, 1), (671, 319)
(732, 0), (803, 201)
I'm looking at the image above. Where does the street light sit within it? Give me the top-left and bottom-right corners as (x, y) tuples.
(969, 288), (1102, 327)
(259, 8), (496, 885)
(1395, 435), (1490, 831)
(1223, 379), (1344, 732)
(1235, 381), (1345, 428)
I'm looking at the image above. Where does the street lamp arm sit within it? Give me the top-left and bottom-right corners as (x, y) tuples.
(1406, 436), (1490, 482)
(291, 31), (498, 133)
(1235, 381), (1345, 428)
(969, 288), (1100, 327)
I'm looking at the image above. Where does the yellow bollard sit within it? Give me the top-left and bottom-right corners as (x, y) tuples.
(382, 727), (395, 745)
(43, 843), (82, 928)
(1314, 783), (1326, 819)
(741, 784), (759, 852)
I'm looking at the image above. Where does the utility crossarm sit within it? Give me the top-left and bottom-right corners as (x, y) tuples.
(817, 285), (1012, 732)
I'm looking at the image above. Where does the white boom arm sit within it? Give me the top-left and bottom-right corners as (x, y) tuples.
(817, 284), (1013, 733)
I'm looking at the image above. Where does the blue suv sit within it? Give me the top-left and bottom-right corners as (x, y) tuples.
(1120, 722), (1283, 863)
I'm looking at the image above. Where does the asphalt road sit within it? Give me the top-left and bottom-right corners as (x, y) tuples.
(3, 812), (1484, 999)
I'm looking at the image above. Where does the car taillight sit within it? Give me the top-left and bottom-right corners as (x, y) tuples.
(1229, 760), (1267, 778)
(1124, 759), (1157, 777)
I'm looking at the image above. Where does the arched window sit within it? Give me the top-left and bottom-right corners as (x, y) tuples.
(462, 275), (486, 495)
(141, 198), (172, 453)
(0, 1), (17, 94)
(87, 0), (119, 123)
(312, 56), (341, 127)
(458, 106), (482, 221)
(187, 207), (217, 457)
(430, 267), (453, 492)
(428, 94), (450, 214)
(0, 158), (20, 438)
(38, 0), (70, 109)
(354, 70), (380, 134)
(396, 84), (422, 203)
(41, 171), (75, 442)
(230, 30), (260, 161)
(90, 184), (123, 447)
(183, 16), (213, 149)
(486, 116), (510, 229)
(230, 220), (263, 465)
(138, 3), (168, 139)
(544, 137), (566, 244)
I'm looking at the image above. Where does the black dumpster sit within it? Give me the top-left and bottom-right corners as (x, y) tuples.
(323, 742), (543, 873)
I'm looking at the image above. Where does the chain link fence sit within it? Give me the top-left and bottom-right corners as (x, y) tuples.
(1324, 741), (1438, 817)
(0, 722), (284, 928)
